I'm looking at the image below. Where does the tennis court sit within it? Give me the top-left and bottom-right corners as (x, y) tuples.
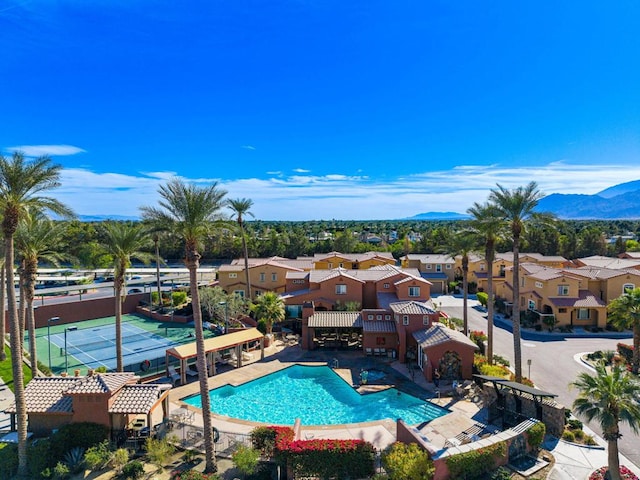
(34, 314), (219, 375)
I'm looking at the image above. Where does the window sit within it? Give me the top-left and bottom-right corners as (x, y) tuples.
(368, 314), (374, 320)
(234, 290), (245, 297)
(436, 264), (442, 272)
(426, 264), (432, 270)
(338, 263), (344, 268)
(423, 315), (429, 325)
(376, 314), (382, 320)
(228, 273), (237, 278)
(528, 300), (536, 310)
(328, 262), (333, 269)
(260, 273), (265, 282)
(521, 277), (525, 287)
(480, 263), (485, 271)
(293, 279), (305, 284)
(557, 285), (569, 296)
(559, 308), (567, 313)
(403, 315), (409, 325)
(446, 264), (452, 270)
(577, 308), (590, 320)
(336, 284), (347, 295)
(408, 286), (420, 297)
(623, 283), (635, 294)
(535, 281), (543, 289)
(383, 283), (390, 289)
(271, 273), (277, 282)
(385, 314), (391, 320)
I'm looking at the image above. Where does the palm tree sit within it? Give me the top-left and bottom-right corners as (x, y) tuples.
(468, 202), (504, 364)
(141, 178), (227, 473)
(102, 222), (153, 372)
(488, 182), (545, 382)
(228, 198), (254, 300)
(15, 213), (68, 376)
(607, 287), (640, 375)
(440, 229), (477, 336)
(0, 252), (5, 362)
(251, 291), (285, 334)
(0, 151), (74, 477)
(571, 361), (640, 480)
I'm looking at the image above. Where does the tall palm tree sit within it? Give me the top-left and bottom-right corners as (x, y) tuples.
(141, 178), (227, 473)
(251, 291), (285, 334)
(102, 222), (153, 372)
(0, 151), (74, 476)
(468, 202), (504, 364)
(227, 198), (254, 300)
(607, 287), (640, 375)
(488, 182), (545, 382)
(0, 252), (5, 362)
(571, 361), (640, 480)
(15, 213), (68, 376)
(440, 229), (477, 336)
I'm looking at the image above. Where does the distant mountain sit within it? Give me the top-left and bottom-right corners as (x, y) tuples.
(78, 214), (140, 222)
(406, 212), (471, 220)
(537, 180), (640, 219)
(597, 180), (640, 199)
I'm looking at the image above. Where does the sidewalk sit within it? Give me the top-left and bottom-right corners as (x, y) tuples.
(0, 376), (14, 432)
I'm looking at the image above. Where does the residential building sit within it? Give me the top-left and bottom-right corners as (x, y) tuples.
(401, 254), (456, 294)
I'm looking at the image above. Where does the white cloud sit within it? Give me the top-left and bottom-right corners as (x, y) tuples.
(293, 168), (310, 173)
(241, 145), (256, 150)
(45, 161), (640, 220)
(6, 144), (86, 156)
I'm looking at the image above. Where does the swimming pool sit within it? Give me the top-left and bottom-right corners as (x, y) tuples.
(182, 364), (449, 425)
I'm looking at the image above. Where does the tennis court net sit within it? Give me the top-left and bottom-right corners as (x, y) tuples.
(64, 332), (169, 356)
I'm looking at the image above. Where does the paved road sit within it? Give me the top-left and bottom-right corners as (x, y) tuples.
(438, 295), (640, 469)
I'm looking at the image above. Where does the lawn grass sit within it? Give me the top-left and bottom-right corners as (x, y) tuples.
(0, 344), (32, 392)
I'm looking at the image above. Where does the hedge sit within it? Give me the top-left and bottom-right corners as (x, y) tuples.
(446, 441), (506, 480)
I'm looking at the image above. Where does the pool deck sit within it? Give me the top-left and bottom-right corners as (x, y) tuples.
(167, 339), (488, 451)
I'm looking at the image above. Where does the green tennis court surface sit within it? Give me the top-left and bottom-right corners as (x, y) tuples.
(31, 314), (219, 375)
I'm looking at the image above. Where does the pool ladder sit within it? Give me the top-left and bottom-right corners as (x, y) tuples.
(331, 358), (339, 369)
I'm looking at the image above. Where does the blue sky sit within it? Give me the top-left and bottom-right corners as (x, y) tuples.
(2, 1), (640, 220)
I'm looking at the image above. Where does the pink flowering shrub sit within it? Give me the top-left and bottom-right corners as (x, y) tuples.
(589, 465), (639, 480)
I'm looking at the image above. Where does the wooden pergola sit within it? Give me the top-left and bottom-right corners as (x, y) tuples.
(165, 328), (265, 385)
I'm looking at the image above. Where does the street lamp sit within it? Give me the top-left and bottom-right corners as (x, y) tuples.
(64, 326), (78, 373)
(47, 316), (60, 371)
(219, 301), (229, 334)
(527, 358), (532, 380)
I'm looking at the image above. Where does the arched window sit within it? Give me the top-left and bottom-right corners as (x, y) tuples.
(623, 283), (635, 294)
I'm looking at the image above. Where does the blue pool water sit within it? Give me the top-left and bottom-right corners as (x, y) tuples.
(182, 364), (449, 425)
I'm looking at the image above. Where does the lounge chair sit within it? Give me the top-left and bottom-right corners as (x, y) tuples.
(168, 366), (181, 386)
(185, 365), (199, 378)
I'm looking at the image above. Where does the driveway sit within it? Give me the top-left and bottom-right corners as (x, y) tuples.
(435, 294), (640, 469)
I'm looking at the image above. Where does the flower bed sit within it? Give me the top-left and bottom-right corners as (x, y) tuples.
(589, 465), (639, 480)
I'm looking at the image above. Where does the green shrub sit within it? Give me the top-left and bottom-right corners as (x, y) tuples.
(381, 442), (434, 480)
(145, 437), (176, 468)
(479, 363), (510, 378)
(476, 292), (488, 308)
(251, 426), (278, 457)
(0, 443), (18, 480)
(573, 429), (585, 441)
(172, 290), (188, 306)
(84, 440), (113, 471)
(287, 439), (376, 480)
(27, 437), (54, 477)
(121, 460), (145, 479)
(527, 422), (546, 451)
(492, 354), (510, 367)
(170, 470), (222, 480)
(53, 461), (70, 480)
(582, 435), (597, 446)
(567, 418), (583, 430)
(562, 430), (575, 442)
(49, 422), (109, 461)
(111, 448), (129, 475)
(446, 441), (506, 480)
(232, 445), (260, 477)
(490, 466), (512, 480)
(617, 343), (634, 364)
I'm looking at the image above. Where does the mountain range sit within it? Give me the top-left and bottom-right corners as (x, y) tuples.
(409, 179), (640, 220)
